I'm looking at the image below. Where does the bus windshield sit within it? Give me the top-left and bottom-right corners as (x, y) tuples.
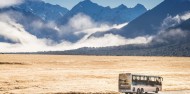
(119, 73), (132, 90)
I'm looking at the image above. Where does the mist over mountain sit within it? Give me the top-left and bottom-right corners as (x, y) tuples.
(0, 0), (69, 43)
(0, 0), (148, 52)
(0, 0), (147, 44)
(58, 0), (147, 25)
(175, 18), (190, 30)
(41, 0), (190, 56)
(0, 0), (190, 56)
(114, 0), (190, 38)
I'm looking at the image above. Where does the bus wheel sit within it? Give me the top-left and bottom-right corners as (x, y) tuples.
(141, 88), (144, 94)
(155, 88), (159, 93)
(137, 88), (140, 94)
(140, 88), (144, 94)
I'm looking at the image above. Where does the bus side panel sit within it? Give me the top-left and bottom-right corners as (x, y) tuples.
(131, 75), (163, 93)
(131, 85), (161, 92)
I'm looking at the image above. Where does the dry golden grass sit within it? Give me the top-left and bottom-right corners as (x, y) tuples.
(0, 54), (190, 93)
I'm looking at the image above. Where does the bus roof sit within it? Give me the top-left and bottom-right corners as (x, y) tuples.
(120, 73), (162, 78)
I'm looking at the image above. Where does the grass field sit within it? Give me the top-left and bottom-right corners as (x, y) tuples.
(0, 54), (190, 93)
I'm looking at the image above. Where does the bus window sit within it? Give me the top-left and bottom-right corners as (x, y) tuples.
(144, 76), (147, 80)
(137, 76), (139, 81)
(155, 78), (159, 85)
(132, 76), (136, 81)
(142, 76), (145, 80)
(139, 76), (141, 80)
(141, 76), (146, 85)
(132, 76), (138, 85)
(159, 77), (162, 85)
(149, 77), (155, 86)
(150, 77), (152, 81)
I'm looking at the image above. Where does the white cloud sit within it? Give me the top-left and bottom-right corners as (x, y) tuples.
(153, 12), (190, 43)
(0, 13), (151, 52)
(0, 14), (44, 44)
(181, 12), (190, 20)
(75, 34), (152, 48)
(159, 29), (186, 38)
(58, 13), (128, 37)
(0, 0), (23, 8)
(68, 13), (95, 31)
(31, 20), (59, 31)
(161, 12), (190, 29)
(0, 13), (52, 52)
(153, 29), (187, 43)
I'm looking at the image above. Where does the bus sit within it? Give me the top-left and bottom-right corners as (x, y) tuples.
(119, 73), (163, 94)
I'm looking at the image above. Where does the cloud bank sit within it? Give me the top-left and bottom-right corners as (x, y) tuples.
(0, 11), (189, 53)
(152, 12), (190, 43)
(0, 0), (23, 8)
(0, 12), (151, 52)
(161, 12), (190, 29)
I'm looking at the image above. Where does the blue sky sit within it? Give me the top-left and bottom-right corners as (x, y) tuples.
(42, 0), (164, 10)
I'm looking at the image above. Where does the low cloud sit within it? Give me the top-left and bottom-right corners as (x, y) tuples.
(1, 12), (189, 53)
(0, 13), (151, 52)
(0, 0), (23, 8)
(0, 13), (52, 52)
(75, 34), (152, 48)
(58, 13), (128, 39)
(180, 12), (190, 20)
(152, 29), (187, 43)
(161, 12), (190, 29)
(152, 12), (190, 43)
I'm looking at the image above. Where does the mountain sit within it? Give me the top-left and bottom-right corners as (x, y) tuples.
(0, 0), (147, 43)
(58, 0), (147, 25)
(114, 0), (190, 38)
(39, 0), (190, 56)
(37, 41), (190, 56)
(0, 0), (69, 43)
(13, 0), (69, 21)
(175, 18), (190, 30)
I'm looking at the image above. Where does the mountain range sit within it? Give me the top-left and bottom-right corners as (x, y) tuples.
(58, 0), (147, 25)
(1, 0), (190, 56)
(16, 0), (69, 21)
(41, 0), (190, 56)
(117, 0), (190, 38)
(0, 0), (147, 43)
(91, 0), (190, 38)
(0, 0), (69, 42)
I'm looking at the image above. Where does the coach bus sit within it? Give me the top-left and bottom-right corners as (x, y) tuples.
(119, 73), (163, 94)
